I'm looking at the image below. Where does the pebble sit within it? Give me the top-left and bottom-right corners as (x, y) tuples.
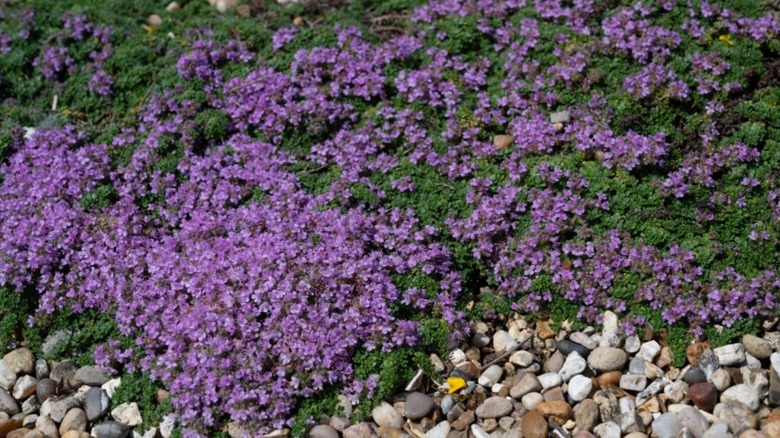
(576, 399), (600, 431)
(0, 361), (16, 392)
(440, 395), (454, 415)
(686, 343), (710, 366)
(508, 351), (534, 367)
(619, 375), (647, 392)
(75, 366), (109, 387)
(568, 375), (593, 401)
(628, 357), (646, 375)
(91, 421), (130, 438)
(550, 110), (571, 124)
(371, 402), (403, 428)
(702, 422), (731, 438)
(3, 349), (34, 375)
(424, 421), (449, 438)
(0, 388), (18, 415)
(537, 400), (572, 423)
(687, 382), (718, 412)
(624, 336), (641, 354)
(50, 361), (79, 391)
(11, 375), (36, 401)
(588, 347), (627, 372)
(559, 352), (587, 382)
(557, 340), (591, 358)
(652, 413), (681, 438)
(593, 421), (621, 438)
(404, 392), (434, 420)
(663, 380), (688, 404)
(570, 333), (598, 350)
(35, 379), (56, 405)
(522, 392), (543, 410)
(475, 397), (512, 419)
(35, 360), (48, 380)
(537, 372), (562, 390)
(165, 2), (181, 13)
(41, 395), (77, 422)
(493, 135), (514, 150)
(493, 331), (517, 353)
(478, 365), (503, 387)
(712, 368), (732, 392)
(743, 335), (772, 359)
(677, 407), (709, 438)
(510, 373), (542, 399)
(721, 384), (760, 411)
(714, 344), (745, 367)
(637, 341), (661, 362)
(521, 410), (547, 438)
(309, 425), (339, 438)
(59, 407), (87, 435)
(715, 401), (758, 435)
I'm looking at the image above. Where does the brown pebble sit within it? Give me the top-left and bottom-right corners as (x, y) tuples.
(596, 371), (622, 389)
(451, 410), (475, 431)
(537, 320), (554, 340)
(493, 135), (514, 150)
(686, 342), (709, 366)
(656, 346), (673, 368)
(521, 410), (548, 438)
(543, 386), (565, 403)
(688, 382), (718, 412)
(537, 401), (572, 423)
(147, 14), (162, 26)
(293, 17), (304, 26)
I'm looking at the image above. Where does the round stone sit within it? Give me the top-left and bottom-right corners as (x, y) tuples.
(371, 401), (403, 428)
(687, 382), (718, 412)
(652, 413), (681, 438)
(423, 421), (450, 438)
(59, 407), (88, 436)
(587, 347), (627, 372)
(743, 335), (772, 359)
(557, 340), (590, 358)
(521, 410), (547, 438)
(521, 392), (543, 411)
(677, 407), (709, 438)
(575, 399), (600, 431)
(91, 421), (130, 438)
(537, 401), (572, 423)
(475, 396), (512, 419)
(715, 401), (758, 435)
(309, 425), (339, 438)
(721, 384), (760, 411)
(404, 392), (435, 420)
(568, 375), (592, 402)
(2, 349), (34, 375)
(510, 373), (542, 399)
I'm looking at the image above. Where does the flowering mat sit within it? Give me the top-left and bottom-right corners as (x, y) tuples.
(0, 0), (779, 435)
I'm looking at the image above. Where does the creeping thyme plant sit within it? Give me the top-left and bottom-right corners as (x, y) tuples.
(1, 0), (779, 435)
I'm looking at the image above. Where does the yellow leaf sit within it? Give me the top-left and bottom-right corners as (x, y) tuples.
(142, 24), (157, 35)
(447, 376), (466, 394)
(718, 34), (733, 46)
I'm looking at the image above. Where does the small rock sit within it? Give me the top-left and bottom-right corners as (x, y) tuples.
(721, 384), (760, 411)
(509, 351), (534, 367)
(714, 344), (745, 367)
(634, 378), (668, 407)
(34, 361), (48, 380)
(656, 346), (673, 368)
(550, 110), (571, 124)
(441, 395), (455, 415)
(620, 412), (644, 434)
(652, 413), (681, 438)
(568, 375), (593, 401)
(683, 367), (707, 385)
(715, 401), (757, 435)
(498, 417), (514, 431)
(35, 379), (56, 405)
(688, 382), (718, 412)
(215, 0), (239, 13)
(638, 341), (661, 362)
(629, 357), (647, 375)
(310, 425), (339, 438)
(0, 388), (18, 415)
(75, 366), (109, 387)
(470, 424), (491, 438)
(644, 362), (664, 379)
(522, 392), (543, 411)
(40, 395), (77, 423)
(702, 422), (731, 438)
(479, 365), (504, 387)
(537, 320), (554, 340)
(620, 375), (647, 392)
(537, 400), (572, 423)
(624, 336), (641, 354)
(570, 333), (598, 351)
(22, 395), (39, 415)
(545, 351), (566, 374)
(493, 135), (514, 150)
(712, 368), (732, 392)
(450, 410), (474, 430)
(593, 421), (621, 438)
(677, 407), (709, 438)
(92, 421), (131, 438)
(371, 402), (403, 428)
(698, 349), (720, 380)
(588, 347), (627, 372)
(741, 368), (768, 396)
(475, 397), (512, 419)
(3, 349), (34, 375)
(147, 14), (162, 26)
(686, 343), (710, 367)
(41, 331), (71, 356)
(101, 379), (121, 399)
(594, 390), (619, 424)
(111, 402), (142, 427)
(59, 408), (87, 435)
(560, 352), (587, 382)
(35, 415), (58, 438)
(557, 340), (590, 359)
(538, 373), (562, 390)
(596, 371), (622, 389)
(50, 361), (79, 391)
(404, 392), (435, 421)
(424, 421), (449, 438)
(12, 376), (36, 401)
(165, 2), (181, 13)
(742, 335), (772, 359)
(430, 354), (446, 372)
(576, 399), (600, 431)
(663, 380), (688, 404)
(0, 361), (16, 392)
(521, 410), (547, 438)
(493, 331), (517, 354)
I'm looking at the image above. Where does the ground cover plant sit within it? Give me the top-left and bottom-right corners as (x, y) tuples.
(0, 0), (779, 435)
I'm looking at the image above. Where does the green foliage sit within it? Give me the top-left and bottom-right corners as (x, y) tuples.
(111, 371), (174, 433)
(81, 183), (119, 210)
(350, 347), (417, 421)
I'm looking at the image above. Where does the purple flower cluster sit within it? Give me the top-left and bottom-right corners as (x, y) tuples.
(1, 0), (779, 434)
